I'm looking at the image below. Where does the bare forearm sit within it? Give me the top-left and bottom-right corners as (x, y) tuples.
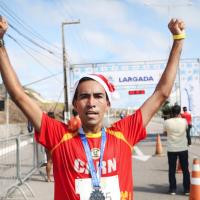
(0, 16), (42, 132)
(0, 47), (42, 132)
(141, 40), (183, 127)
(141, 19), (185, 127)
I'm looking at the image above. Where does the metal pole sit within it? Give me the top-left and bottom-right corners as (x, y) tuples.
(62, 24), (68, 123)
(62, 20), (80, 123)
(16, 136), (22, 184)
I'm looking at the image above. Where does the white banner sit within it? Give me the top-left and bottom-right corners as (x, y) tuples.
(180, 63), (200, 116)
(98, 70), (163, 86)
(70, 60), (200, 135)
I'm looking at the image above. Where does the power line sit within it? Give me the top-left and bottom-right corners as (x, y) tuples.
(8, 33), (62, 63)
(7, 33), (64, 104)
(0, 1), (61, 52)
(54, 0), (95, 63)
(22, 72), (63, 87)
(8, 23), (60, 58)
(6, 33), (62, 84)
(56, 0), (75, 19)
(0, 2), (65, 104)
(49, 87), (64, 113)
(0, 7), (62, 62)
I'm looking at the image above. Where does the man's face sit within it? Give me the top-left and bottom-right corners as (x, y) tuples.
(73, 80), (110, 131)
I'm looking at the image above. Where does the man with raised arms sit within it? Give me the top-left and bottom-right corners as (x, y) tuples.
(0, 16), (186, 200)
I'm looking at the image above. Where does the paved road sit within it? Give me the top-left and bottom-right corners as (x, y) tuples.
(133, 139), (197, 200)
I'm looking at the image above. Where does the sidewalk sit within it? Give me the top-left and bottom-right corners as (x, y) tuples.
(11, 137), (200, 200)
(27, 169), (54, 200)
(133, 140), (196, 200)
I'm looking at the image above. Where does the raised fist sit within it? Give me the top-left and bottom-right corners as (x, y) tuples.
(0, 16), (8, 38)
(168, 18), (185, 35)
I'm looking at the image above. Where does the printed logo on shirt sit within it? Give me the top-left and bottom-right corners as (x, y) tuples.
(91, 148), (100, 160)
(74, 158), (117, 175)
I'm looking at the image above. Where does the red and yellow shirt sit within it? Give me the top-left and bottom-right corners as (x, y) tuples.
(35, 109), (146, 200)
(181, 111), (192, 125)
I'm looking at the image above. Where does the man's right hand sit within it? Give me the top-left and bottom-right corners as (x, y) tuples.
(0, 16), (43, 133)
(0, 16), (8, 38)
(168, 18), (185, 36)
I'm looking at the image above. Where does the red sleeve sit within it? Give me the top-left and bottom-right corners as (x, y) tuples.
(111, 109), (146, 146)
(35, 113), (68, 151)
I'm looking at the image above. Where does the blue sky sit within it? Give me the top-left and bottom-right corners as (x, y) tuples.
(1, 0), (200, 106)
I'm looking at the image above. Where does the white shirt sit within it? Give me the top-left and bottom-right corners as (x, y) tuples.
(164, 117), (188, 152)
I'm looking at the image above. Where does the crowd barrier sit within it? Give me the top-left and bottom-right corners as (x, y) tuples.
(0, 133), (46, 200)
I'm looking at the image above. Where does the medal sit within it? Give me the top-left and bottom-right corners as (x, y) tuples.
(80, 127), (106, 199)
(89, 188), (105, 200)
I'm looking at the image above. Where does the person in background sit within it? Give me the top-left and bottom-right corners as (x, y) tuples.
(119, 110), (126, 119)
(44, 112), (54, 182)
(181, 106), (192, 146)
(0, 16), (186, 200)
(27, 120), (33, 133)
(44, 148), (52, 182)
(164, 104), (190, 196)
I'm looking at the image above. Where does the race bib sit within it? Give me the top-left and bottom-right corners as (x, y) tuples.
(75, 175), (120, 200)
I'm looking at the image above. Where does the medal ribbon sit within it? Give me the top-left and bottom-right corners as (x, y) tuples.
(79, 127), (106, 189)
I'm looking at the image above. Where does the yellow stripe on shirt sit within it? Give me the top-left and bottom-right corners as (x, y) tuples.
(107, 129), (132, 150)
(51, 132), (76, 154)
(51, 129), (132, 154)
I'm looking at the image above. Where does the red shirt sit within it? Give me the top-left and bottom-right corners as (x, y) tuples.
(181, 112), (192, 125)
(35, 109), (146, 200)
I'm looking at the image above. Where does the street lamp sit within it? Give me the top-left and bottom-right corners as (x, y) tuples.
(62, 20), (80, 123)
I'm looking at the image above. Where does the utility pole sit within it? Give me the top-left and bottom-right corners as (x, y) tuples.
(62, 20), (80, 123)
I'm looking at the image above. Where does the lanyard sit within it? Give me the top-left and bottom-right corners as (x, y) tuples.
(79, 127), (106, 188)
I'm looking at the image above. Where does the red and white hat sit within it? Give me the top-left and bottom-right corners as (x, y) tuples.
(71, 74), (119, 104)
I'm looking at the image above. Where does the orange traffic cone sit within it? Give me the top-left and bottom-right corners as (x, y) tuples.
(189, 158), (200, 200)
(154, 134), (163, 156)
(176, 159), (182, 173)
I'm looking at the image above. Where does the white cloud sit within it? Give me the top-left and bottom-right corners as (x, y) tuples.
(130, 0), (200, 29)
(3, 0), (200, 101)
(11, 0), (171, 63)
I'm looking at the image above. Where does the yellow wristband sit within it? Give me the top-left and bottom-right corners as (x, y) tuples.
(173, 33), (186, 40)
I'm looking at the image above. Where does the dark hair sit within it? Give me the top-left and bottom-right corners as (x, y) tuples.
(47, 111), (55, 118)
(72, 77), (109, 105)
(183, 106), (187, 112)
(172, 105), (181, 116)
(72, 109), (78, 117)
